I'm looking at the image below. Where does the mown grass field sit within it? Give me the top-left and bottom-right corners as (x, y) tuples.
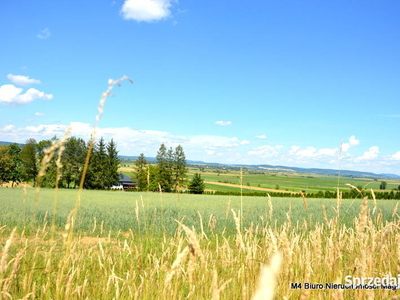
(1, 187), (400, 299)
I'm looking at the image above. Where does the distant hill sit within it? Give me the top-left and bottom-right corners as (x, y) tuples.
(119, 155), (400, 180)
(0, 141), (25, 147)
(244, 164), (400, 180)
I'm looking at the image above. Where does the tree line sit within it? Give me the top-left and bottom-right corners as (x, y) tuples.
(205, 189), (400, 200)
(0, 137), (120, 189)
(133, 143), (205, 194)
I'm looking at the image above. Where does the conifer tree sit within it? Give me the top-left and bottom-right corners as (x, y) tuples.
(156, 143), (173, 192)
(173, 145), (187, 192)
(135, 153), (148, 191)
(105, 139), (120, 187)
(189, 173), (205, 194)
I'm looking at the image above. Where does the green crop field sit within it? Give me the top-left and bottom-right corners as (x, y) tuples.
(1, 187), (398, 235)
(1, 187), (400, 299)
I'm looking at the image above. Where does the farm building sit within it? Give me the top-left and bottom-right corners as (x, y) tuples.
(110, 173), (136, 190)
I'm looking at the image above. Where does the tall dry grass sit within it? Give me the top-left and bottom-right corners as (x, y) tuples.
(1, 191), (400, 299)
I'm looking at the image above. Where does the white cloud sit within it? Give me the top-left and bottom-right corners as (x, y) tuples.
(255, 135), (267, 139)
(390, 151), (400, 161)
(0, 84), (53, 106)
(289, 145), (300, 155)
(240, 140), (250, 145)
(355, 146), (379, 162)
(34, 112), (45, 116)
(37, 28), (51, 39)
(215, 121), (232, 126)
(248, 145), (283, 158)
(296, 147), (317, 158)
(1, 125), (15, 132)
(7, 74), (41, 86)
(317, 148), (338, 156)
(121, 0), (174, 22)
(341, 135), (360, 152)
(288, 146), (337, 158)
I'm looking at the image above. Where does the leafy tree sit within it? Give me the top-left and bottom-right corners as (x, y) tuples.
(20, 138), (38, 186)
(0, 146), (13, 184)
(36, 138), (58, 188)
(189, 173), (205, 194)
(380, 181), (387, 190)
(134, 153), (148, 191)
(63, 137), (87, 188)
(7, 143), (22, 187)
(147, 165), (159, 191)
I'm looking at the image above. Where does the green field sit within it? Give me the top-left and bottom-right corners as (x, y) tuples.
(1, 187), (398, 236)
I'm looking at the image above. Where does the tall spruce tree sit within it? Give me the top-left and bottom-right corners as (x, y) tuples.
(156, 143), (173, 192)
(173, 145), (187, 192)
(105, 139), (120, 187)
(92, 137), (107, 189)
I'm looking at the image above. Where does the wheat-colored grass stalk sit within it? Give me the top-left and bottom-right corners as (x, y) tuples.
(299, 190), (309, 212)
(231, 209), (246, 251)
(267, 193), (273, 221)
(0, 228), (16, 274)
(251, 252), (282, 300)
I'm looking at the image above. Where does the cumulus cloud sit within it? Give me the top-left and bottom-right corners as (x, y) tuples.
(317, 148), (338, 156)
(240, 140), (250, 145)
(1, 125), (15, 132)
(295, 147), (317, 158)
(255, 135), (267, 139)
(288, 145), (337, 158)
(341, 135), (360, 152)
(289, 145), (300, 155)
(37, 28), (51, 39)
(121, 0), (174, 22)
(248, 145), (283, 158)
(215, 121), (232, 126)
(0, 84), (53, 106)
(355, 146), (379, 162)
(391, 151), (400, 160)
(7, 74), (41, 86)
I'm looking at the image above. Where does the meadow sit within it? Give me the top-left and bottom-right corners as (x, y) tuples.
(1, 187), (400, 299)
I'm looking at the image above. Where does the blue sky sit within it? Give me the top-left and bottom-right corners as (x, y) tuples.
(1, 0), (399, 174)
